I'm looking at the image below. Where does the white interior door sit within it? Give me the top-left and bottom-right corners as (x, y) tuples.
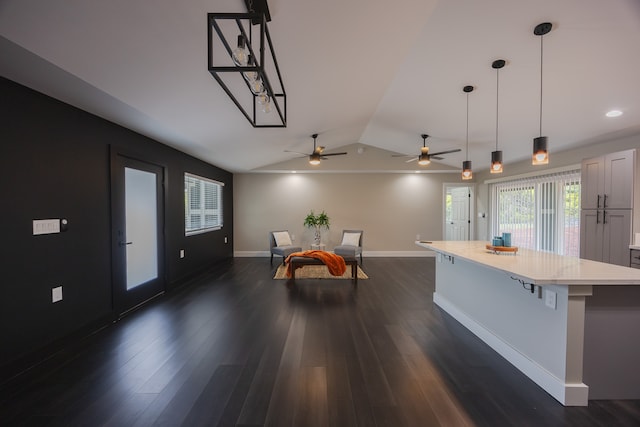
(445, 185), (472, 241)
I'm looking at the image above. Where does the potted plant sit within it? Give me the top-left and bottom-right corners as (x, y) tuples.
(304, 210), (330, 245)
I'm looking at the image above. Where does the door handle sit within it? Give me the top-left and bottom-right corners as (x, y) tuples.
(119, 241), (133, 247)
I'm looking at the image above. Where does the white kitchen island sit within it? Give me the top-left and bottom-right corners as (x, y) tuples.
(416, 240), (640, 406)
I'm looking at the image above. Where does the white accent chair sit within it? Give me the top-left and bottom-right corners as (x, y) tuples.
(269, 230), (302, 266)
(334, 229), (363, 265)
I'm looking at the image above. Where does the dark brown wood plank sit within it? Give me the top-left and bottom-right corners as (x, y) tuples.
(294, 366), (329, 427)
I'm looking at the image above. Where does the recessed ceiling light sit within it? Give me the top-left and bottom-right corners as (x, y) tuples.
(606, 110), (623, 118)
(291, 170), (297, 173)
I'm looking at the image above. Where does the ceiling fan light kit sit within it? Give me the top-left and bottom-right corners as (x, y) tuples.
(309, 153), (321, 165)
(418, 154), (431, 166)
(532, 22), (552, 165)
(207, 0), (287, 127)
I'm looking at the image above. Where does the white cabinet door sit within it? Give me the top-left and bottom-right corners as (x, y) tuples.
(604, 150), (634, 209)
(582, 150), (634, 210)
(580, 210), (603, 262)
(581, 157), (604, 210)
(603, 209), (632, 266)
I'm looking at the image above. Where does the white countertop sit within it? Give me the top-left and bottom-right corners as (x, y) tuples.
(630, 245), (640, 250)
(416, 240), (640, 286)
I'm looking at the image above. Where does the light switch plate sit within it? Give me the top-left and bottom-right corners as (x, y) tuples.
(33, 219), (60, 235)
(52, 286), (63, 303)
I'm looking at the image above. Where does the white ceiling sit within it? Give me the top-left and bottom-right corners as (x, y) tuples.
(1, 0), (640, 173)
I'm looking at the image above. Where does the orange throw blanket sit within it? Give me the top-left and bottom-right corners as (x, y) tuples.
(284, 250), (347, 278)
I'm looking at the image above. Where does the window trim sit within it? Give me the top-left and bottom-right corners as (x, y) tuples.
(484, 164), (580, 185)
(184, 172), (224, 236)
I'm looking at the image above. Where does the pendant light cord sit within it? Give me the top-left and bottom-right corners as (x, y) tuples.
(539, 33), (544, 137)
(495, 68), (499, 151)
(466, 92), (469, 159)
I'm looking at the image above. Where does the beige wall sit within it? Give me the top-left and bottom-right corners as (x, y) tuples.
(233, 172), (461, 255)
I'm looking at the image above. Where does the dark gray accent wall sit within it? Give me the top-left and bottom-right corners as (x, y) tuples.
(0, 77), (233, 371)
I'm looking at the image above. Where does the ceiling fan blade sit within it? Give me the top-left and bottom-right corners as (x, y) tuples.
(405, 157), (418, 163)
(391, 154), (413, 158)
(431, 156), (444, 160)
(320, 152), (348, 157)
(284, 150), (308, 156)
(428, 148), (462, 156)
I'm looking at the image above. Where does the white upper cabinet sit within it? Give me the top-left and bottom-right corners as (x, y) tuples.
(581, 149), (635, 210)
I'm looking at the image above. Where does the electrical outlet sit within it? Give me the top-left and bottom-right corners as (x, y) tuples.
(224, 236), (228, 243)
(545, 289), (557, 309)
(179, 249), (185, 258)
(52, 286), (63, 303)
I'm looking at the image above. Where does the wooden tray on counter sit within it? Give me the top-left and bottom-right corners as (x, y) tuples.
(486, 244), (518, 254)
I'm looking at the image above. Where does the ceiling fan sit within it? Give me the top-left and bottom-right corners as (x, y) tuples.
(393, 134), (461, 165)
(285, 133), (348, 165)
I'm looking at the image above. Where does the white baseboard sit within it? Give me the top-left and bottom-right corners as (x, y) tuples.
(233, 250), (435, 258)
(235, 251), (271, 257)
(433, 292), (589, 406)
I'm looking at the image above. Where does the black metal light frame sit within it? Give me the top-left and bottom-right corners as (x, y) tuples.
(207, 7), (286, 128)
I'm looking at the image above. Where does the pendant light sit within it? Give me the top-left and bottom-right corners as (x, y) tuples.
(462, 85), (474, 180)
(532, 22), (552, 165)
(490, 59), (505, 174)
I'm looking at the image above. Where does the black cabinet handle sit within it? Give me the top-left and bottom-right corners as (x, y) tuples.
(597, 194), (601, 208)
(603, 194), (607, 208)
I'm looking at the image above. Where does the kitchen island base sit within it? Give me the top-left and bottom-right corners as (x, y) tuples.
(434, 253), (590, 406)
(420, 241), (640, 406)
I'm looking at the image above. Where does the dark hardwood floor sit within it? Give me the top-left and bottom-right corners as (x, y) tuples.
(2, 257), (639, 426)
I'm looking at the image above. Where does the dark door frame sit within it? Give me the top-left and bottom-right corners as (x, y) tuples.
(110, 146), (168, 315)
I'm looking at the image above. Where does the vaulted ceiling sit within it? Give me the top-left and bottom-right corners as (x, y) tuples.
(2, 0), (640, 173)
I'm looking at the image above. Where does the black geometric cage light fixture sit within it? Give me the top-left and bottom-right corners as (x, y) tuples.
(207, 0), (286, 127)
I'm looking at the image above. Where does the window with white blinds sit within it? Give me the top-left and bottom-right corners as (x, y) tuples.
(491, 169), (581, 256)
(184, 173), (223, 235)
